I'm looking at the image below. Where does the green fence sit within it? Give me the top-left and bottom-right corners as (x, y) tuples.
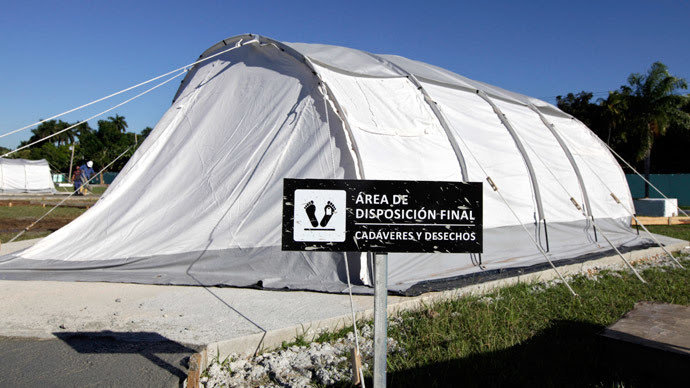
(90, 172), (119, 185)
(626, 174), (690, 205)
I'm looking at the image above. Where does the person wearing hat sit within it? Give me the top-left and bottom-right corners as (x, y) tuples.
(76, 160), (95, 195)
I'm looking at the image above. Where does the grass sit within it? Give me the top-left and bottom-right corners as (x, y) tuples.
(0, 205), (87, 219)
(0, 230), (53, 243)
(0, 205), (87, 243)
(645, 224), (690, 241)
(275, 224), (690, 387)
(246, 254), (690, 387)
(54, 185), (108, 195)
(384, 258), (689, 387)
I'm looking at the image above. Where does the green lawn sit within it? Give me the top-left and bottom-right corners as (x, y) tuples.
(645, 224), (690, 241)
(0, 205), (88, 243)
(0, 205), (87, 219)
(384, 258), (689, 387)
(279, 225), (690, 387)
(54, 185), (108, 195)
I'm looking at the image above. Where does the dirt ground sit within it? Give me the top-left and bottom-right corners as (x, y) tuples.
(0, 217), (76, 234)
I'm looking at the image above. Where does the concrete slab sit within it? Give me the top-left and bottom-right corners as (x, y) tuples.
(0, 238), (43, 255)
(0, 236), (687, 371)
(602, 302), (690, 356)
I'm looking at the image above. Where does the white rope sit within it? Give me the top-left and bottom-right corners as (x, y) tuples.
(0, 39), (245, 141)
(1, 70), (185, 159)
(491, 184), (578, 295)
(515, 123), (646, 283)
(6, 144), (134, 244)
(321, 76), (365, 387)
(434, 105), (578, 296)
(564, 146), (684, 269)
(599, 138), (690, 218)
(343, 255), (366, 388)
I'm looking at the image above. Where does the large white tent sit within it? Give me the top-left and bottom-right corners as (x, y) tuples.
(0, 158), (56, 194)
(0, 34), (654, 294)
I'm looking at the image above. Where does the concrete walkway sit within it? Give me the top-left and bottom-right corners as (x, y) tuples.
(0, 237), (687, 386)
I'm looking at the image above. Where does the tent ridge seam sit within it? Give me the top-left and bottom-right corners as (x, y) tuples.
(359, 52), (470, 181)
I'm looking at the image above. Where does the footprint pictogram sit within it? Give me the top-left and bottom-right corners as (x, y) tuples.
(320, 201), (336, 227)
(304, 201), (319, 227)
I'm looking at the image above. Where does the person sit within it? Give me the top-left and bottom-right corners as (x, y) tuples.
(77, 160), (95, 195)
(72, 166), (82, 193)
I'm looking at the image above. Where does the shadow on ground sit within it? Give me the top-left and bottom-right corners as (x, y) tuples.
(371, 320), (688, 388)
(54, 331), (198, 382)
(0, 331), (199, 388)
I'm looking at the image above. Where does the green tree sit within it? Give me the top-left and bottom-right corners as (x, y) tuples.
(558, 63), (690, 182)
(557, 91), (599, 128)
(78, 117), (137, 172)
(107, 114), (128, 133)
(140, 126), (153, 139)
(556, 91), (611, 143)
(620, 62), (689, 196)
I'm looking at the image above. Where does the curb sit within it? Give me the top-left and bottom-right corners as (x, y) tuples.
(185, 240), (688, 384)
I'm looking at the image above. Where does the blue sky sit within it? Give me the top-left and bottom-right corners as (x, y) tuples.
(1, 0), (688, 149)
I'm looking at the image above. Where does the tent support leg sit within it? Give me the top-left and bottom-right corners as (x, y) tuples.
(595, 224), (646, 283)
(543, 219), (550, 252)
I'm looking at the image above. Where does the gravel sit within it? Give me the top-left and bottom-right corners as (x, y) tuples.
(201, 324), (399, 388)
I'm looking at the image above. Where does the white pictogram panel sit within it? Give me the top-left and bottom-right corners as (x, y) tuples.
(293, 189), (346, 242)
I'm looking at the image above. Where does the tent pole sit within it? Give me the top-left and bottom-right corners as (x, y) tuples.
(592, 223), (646, 283)
(504, 110), (649, 279)
(529, 105), (598, 242)
(487, 178), (578, 296)
(560, 136), (684, 269)
(479, 91), (545, 222)
(359, 53), (469, 181)
(609, 193), (684, 268)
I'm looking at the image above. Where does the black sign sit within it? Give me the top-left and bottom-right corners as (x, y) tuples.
(282, 179), (482, 253)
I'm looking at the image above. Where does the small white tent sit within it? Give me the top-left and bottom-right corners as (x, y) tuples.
(0, 158), (56, 194)
(0, 35), (654, 294)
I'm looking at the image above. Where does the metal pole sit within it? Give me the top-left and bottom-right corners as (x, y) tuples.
(68, 144), (75, 183)
(373, 252), (388, 388)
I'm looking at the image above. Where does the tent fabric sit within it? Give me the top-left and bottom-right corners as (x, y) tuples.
(0, 158), (56, 194)
(0, 34), (651, 293)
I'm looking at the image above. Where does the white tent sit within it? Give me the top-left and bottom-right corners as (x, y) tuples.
(0, 35), (653, 294)
(0, 158), (56, 194)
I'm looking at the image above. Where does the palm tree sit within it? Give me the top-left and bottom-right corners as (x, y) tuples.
(599, 90), (629, 146)
(52, 120), (74, 146)
(108, 114), (128, 133)
(620, 62), (689, 196)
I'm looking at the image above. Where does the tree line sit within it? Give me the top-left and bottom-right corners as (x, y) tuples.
(0, 114), (152, 174)
(556, 62), (690, 183)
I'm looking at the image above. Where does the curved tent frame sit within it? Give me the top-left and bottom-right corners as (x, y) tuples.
(0, 34), (653, 294)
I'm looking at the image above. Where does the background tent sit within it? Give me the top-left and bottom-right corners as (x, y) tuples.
(0, 34), (656, 294)
(0, 158), (56, 194)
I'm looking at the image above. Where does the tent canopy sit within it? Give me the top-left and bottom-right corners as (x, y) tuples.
(0, 158), (56, 194)
(0, 34), (649, 294)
